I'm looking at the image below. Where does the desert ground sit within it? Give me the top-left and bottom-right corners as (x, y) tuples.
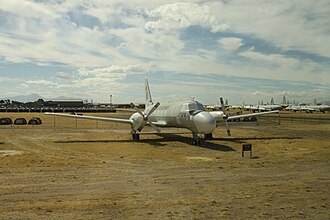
(0, 111), (329, 219)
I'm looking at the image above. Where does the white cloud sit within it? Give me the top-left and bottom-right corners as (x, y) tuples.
(0, 0), (58, 19)
(240, 49), (300, 67)
(218, 37), (243, 51)
(0, 1), (329, 103)
(78, 63), (157, 77)
(209, 0), (330, 58)
(145, 2), (228, 33)
(55, 72), (75, 80)
(25, 80), (58, 86)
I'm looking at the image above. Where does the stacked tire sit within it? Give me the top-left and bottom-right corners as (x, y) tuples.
(0, 118), (12, 125)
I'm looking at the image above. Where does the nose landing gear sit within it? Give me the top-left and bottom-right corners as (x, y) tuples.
(204, 133), (213, 140)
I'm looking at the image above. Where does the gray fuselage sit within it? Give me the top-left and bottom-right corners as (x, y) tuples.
(148, 100), (205, 131)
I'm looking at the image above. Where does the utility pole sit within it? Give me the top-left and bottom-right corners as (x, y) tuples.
(110, 94), (113, 107)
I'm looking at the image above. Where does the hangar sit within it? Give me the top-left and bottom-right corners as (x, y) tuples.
(44, 100), (84, 108)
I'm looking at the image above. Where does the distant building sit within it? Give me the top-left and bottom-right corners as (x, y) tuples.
(44, 100), (84, 108)
(96, 102), (145, 109)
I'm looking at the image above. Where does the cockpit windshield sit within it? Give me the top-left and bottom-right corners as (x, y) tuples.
(185, 101), (205, 115)
(189, 110), (202, 116)
(188, 101), (205, 110)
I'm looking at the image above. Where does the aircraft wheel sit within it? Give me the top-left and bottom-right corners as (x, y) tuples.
(132, 133), (140, 141)
(204, 133), (213, 140)
(192, 139), (201, 146)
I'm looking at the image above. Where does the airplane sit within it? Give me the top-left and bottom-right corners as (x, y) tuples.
(45, 78), (278, 145)
(286, 99), (330, 113)
(285, 104), (301, 112)
(310, 104), (330, 113)
(246, 96), (288, 112)
(205, 99), (229, 111)
(307, 98), (330, 113)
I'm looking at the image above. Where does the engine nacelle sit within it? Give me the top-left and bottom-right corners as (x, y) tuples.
(129, 112), (145, 131)
(192, 111), (216, 134)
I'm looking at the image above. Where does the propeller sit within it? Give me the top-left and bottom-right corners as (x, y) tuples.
(135, 102), (161, 133)
(220, 98), (231, 136)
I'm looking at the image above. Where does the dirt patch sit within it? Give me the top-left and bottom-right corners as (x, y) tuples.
(0, 150), (23, 156)
(185, 156), (214, 161)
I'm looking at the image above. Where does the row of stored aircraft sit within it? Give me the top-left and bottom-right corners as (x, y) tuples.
(219, 97), (329, 113)
(207, 97), (288, 112)
(46, 78), (278, 145)
(285, 103), (330, 113)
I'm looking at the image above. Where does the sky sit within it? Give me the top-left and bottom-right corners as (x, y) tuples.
(0, 0), (329, 105)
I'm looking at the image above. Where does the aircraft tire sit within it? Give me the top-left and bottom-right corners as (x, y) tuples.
(192, 139), (201, 146)
(132, 133), (140, 141)
(204, 133), (213, 140)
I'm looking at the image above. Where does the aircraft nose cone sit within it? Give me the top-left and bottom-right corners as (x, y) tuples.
(193, 111), (216, 134)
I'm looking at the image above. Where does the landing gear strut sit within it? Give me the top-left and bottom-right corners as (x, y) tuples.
(192, 133), (201, 146)
(132, 132), (140, 141)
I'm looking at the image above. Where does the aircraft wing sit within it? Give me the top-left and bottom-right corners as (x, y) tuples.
(227, 110), (279, 120)
(45, 112), (133, 124)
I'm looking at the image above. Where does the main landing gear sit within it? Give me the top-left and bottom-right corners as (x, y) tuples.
(131, 131), (213, 145)
(192, 133), (214, 145)
(132, 132), (140, 141)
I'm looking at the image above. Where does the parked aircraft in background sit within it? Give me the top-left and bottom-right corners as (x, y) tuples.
(46, 78), (278, 145)
(241, 96), (288, 112)
(286, 99), (330, 113)
(307, 99), (330, 113)
(229, 97), (329, 114)
(205, 99), (230, 111)
(309, 104), (330, 113)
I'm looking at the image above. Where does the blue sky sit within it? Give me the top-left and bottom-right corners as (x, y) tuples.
(0, 0), (329, 104)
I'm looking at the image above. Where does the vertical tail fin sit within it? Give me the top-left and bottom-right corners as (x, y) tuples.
(144, 78), (153, 108)
(282, 96), (286, 105)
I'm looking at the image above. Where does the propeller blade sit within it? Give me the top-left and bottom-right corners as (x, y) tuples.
(220, 97), (231, 136)
(220, 97), (229, 119)
(145, 102), (160, 118)
(225, 120), (231, 136)
(220, 97), (226, 113)
(148, 121), (161, 133)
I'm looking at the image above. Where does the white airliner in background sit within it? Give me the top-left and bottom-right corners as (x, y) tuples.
(286, 102), (330, 113)
(242, 97), (288, 112)
(46, 78), (278, 145)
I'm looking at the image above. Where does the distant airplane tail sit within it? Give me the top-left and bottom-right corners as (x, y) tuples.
(144, 78), (153, 108)
(282, 96), (286, 105)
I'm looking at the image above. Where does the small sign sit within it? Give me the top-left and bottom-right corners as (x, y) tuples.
(242, 143), (252, 158)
